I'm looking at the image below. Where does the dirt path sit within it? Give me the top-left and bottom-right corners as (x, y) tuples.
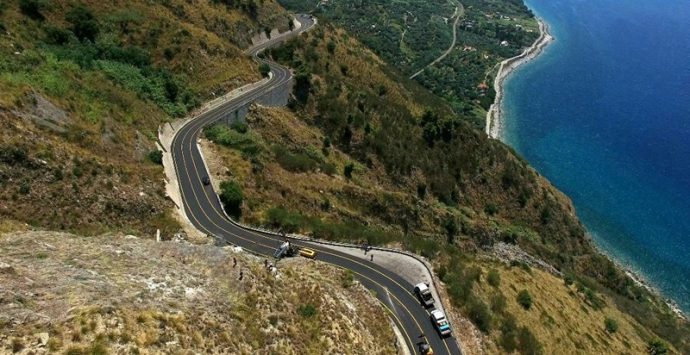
(409, 1), (464, 79)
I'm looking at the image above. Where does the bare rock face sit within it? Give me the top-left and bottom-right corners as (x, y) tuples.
(489, 241), (563, 276)
(14, 93), (72, 133)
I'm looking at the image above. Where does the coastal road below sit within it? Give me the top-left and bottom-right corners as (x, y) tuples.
(168, 14), (462, 355)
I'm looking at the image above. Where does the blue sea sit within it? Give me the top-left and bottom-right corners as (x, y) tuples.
(502, 0), (690, 312)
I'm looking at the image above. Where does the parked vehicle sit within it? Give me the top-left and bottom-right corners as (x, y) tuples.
(430, 310), (452, 337)
(299, 247), (317, 259)
(414, 283), (435, 307)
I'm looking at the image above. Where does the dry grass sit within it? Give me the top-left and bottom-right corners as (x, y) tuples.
(471, 260), (659, 354)
(0, 231), (397, 354)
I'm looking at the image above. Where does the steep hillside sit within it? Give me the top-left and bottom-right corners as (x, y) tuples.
(0, 0), (289, 236)
(0, 231), (397, 353)
(205, 20), (690, 354)
(278, 0), (540, 126)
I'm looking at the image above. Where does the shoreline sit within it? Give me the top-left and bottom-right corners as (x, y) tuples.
(484, 17), (688, 320)
(485, 18), (554, 139)
(595, 235), (688, 320)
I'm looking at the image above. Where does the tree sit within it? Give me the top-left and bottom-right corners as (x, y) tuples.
(344, 162), (354, 178)
(517, 326), (543, 354)
(327, 40), (336, 54)
(294, 69), (311, 104)
(259, 63), (271, 77)
(647, 338), (669, 355)
(148, 150), (163, 165)
(19, 0), (44, 21)
(516, 289), (533, 310)
(220, 180), (243, 218)
(66, 5), (100, 42)
(45, 26), (71, 45)
(468, 298), (491, 332)
(499, 314), (518, 352)
(443, 217), (458, 244)
(604, 318), (618, 333)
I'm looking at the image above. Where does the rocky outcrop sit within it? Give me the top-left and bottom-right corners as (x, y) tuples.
(0, 231), (397, 354)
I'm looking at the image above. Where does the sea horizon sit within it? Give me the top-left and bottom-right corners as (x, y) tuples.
(500, 0), (690, 313)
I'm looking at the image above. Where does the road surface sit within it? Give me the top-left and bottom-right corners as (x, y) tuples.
(170, 14), (462, 355)
(410, 2), (465, 79)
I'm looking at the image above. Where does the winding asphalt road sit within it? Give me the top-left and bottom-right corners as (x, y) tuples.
(170, 14), (461, 355)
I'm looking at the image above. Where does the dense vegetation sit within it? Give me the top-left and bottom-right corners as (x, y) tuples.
(278, 0), (539, 126)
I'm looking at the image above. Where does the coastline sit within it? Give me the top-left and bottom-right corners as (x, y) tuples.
(599, 237), (688, 320)
(485, 17), (689, 320)
(485, 19), (554, 139)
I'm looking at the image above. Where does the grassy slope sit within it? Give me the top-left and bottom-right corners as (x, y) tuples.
(469, 259), (652, 354)
(0, 0), (288, 236)
(206, 21), (690, 354)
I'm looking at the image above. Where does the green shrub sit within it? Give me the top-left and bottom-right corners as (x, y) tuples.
(18, 183), (30, 195)
(402, 237), (440, 259)
(19, 0), (45, 21)
(343, 162), (354, 178)
(205, 124), (262, 157)
(230, 121), (249, 134)
(417, 184), (427, 199)
(265, 207), (305, 233)
(297, 304), (317, 318)
(327, 40), (336, 54)
(96, 61), (194, 117)
(45, 26), (72, 45)
(467, 297), (492, 333)
(517, 326), (543, 354)
(148, 150), (163, 165)
(583, 287), (606, 310)
(487, 269), (501, 287)
(485, 203), (498, 216)
(274, 146), (319, 173)
(499, 314), (518, 352)
(647, 338), (669, 355)
(341, 270), (355, 288)
(66, 5), (100, 42)
(0, 146), (28, 165)
(443, 217), (458, 244)
(320, 162), (337, 175)
(517, 290), (533, 310)
(259, 63), (271, 77)
(219, 180), (243, 218)
(604, 317), (619, 333)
